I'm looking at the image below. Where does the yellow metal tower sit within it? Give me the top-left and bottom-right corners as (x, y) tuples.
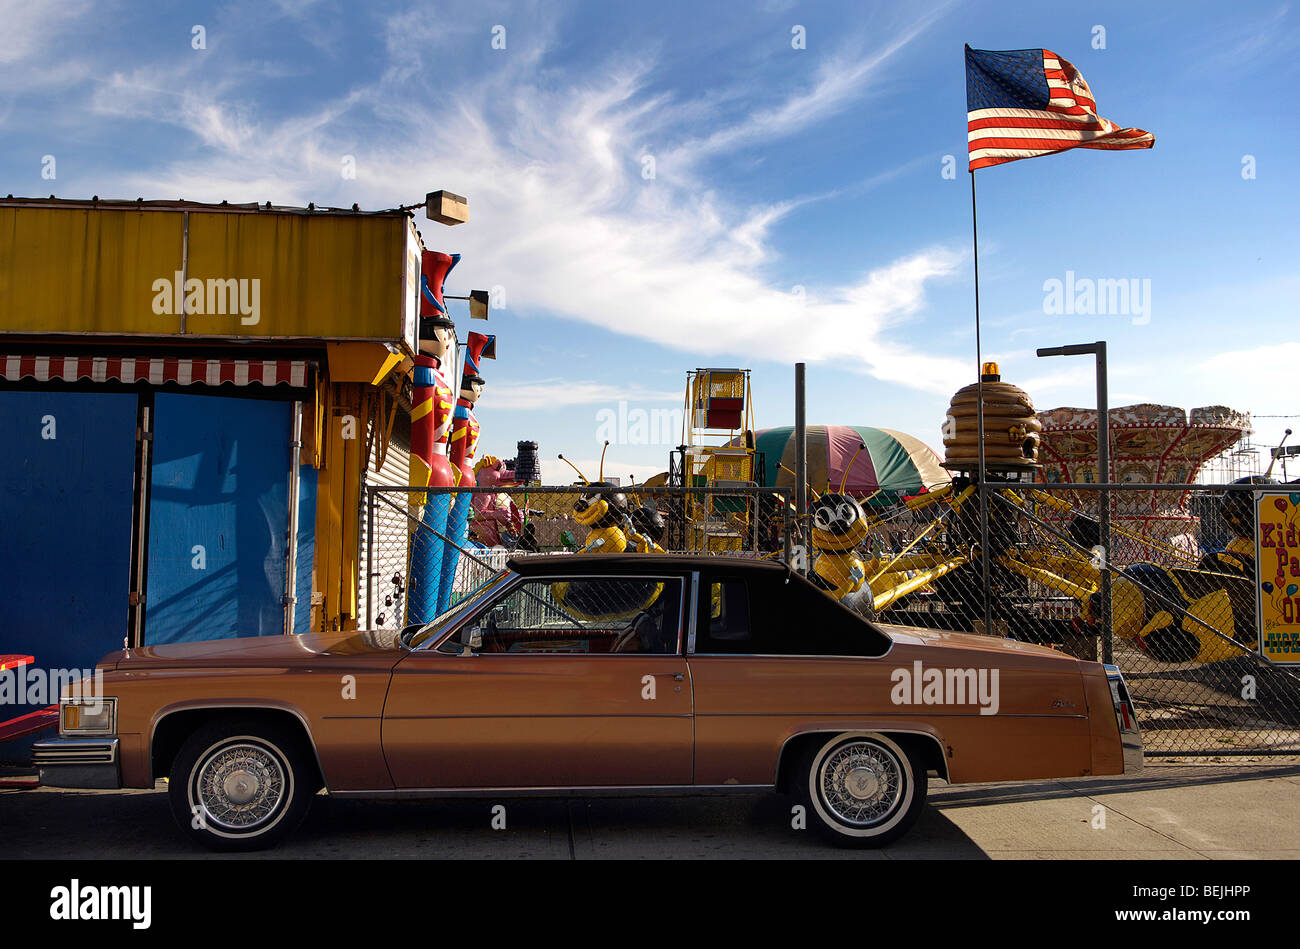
(682, 368), (755, 551)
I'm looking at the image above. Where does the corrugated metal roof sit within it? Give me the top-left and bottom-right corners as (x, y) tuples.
(0, 195), (413, 217)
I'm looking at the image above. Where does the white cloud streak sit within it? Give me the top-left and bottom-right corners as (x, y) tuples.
(488, 379), (681, 410)
(72, 3), (963, 393)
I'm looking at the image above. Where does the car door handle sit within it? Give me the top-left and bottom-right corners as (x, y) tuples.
(653, 673), (685, 681)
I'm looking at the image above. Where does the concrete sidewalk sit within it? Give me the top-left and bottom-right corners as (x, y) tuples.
(2, 761), (1298, 859)
(923, 761), (1300, 859)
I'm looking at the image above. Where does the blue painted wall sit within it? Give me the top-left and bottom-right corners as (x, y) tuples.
(294, 465), (317, 636)
(0, 391), (136, 728)
(145, 393), (313, 644)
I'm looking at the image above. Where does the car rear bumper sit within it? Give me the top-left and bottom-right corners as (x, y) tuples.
(1103, 664), (1143, 774)
(32, 737), (122, 789)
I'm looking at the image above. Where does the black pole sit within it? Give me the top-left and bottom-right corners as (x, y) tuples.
(1096, 341), (1112, 664)
(971, 172), (994, 637)
(794, 362), (808, 573)
(1036, 341), (1112, 662)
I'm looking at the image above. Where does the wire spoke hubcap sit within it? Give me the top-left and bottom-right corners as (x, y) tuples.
(195, 743), (287, 832)
(820, 742), (904, 826)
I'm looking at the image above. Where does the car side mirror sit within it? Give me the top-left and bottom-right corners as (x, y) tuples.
(460, 626), (483, 657)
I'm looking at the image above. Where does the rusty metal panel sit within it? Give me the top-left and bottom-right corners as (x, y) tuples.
(183, 211), (406, 340)
(0, 206), (184, 335)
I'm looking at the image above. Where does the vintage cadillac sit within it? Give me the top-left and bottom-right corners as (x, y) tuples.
(35, 554), (1141, 850)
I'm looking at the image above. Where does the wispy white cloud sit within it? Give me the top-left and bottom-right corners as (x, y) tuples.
(0, 0), (93, 65)
(1195, 3), (1298, 71)
(0, 0), (95, 118)
(70, 2), (961, 393)
(662, 3), (952, 175)
(488, 379), (681, 410)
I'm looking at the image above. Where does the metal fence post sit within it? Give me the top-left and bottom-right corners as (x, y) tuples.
(365, 485), (375, 631)
(1097, 342), (1112, 664)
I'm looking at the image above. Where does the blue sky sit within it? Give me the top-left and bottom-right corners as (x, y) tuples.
(4, 0), (1297, 482)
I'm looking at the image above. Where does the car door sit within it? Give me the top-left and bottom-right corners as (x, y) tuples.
(382, 572), (693, 789)
(687, 568), (900, 786)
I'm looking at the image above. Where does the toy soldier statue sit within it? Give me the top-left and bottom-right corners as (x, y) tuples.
(439, 331), (496, 613)
(406, 250), (459, 625)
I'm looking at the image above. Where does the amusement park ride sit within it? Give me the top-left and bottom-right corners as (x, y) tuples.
(533, 362), (1281, 670)
(676, 368), (758, 552)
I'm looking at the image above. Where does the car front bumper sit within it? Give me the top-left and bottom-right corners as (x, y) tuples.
(32, 736), (122, 789)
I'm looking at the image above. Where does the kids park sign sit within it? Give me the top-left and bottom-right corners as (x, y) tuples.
(1256, 491), (1300, 664)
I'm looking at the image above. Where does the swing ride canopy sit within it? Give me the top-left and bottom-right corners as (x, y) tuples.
(748, 426), (948, 500)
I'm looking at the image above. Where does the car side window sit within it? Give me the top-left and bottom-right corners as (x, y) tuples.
(441, 576), (683, 655)
(694, 570), (893, 657)
(697, 578), (753, 652)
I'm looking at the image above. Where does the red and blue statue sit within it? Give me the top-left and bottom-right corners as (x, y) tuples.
(406, 251), (461, 624)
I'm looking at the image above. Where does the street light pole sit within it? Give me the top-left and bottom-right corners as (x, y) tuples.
(1037, 341), (1111, 663)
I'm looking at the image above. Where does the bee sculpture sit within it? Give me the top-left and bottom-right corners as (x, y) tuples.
(807, 492), (873, 616)
(778, 448), (875, 616)
(552, 448), (664, 622)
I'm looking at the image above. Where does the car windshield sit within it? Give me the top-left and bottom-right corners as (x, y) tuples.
(402, 570), (514, 649)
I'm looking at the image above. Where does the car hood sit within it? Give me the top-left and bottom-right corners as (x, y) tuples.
(99, 628), (404, 670)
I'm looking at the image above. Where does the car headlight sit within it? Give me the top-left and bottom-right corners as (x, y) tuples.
(60, 697), (117, 736)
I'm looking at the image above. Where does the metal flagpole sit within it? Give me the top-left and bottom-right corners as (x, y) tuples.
(970, 171), (994, 637)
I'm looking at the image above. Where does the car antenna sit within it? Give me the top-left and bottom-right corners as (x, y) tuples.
(557, 454), (589, 485)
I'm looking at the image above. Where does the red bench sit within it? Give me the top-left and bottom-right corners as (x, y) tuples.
(0, 655), (59, 744)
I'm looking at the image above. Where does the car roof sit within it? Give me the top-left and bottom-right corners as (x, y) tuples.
(506, 553), (792, 576)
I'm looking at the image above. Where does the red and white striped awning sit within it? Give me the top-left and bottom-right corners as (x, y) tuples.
(1, 355), (313, 388)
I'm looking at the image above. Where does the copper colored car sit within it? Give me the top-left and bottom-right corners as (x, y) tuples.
(35, 554), (1141, 850)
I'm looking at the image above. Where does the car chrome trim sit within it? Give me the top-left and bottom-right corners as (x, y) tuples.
(697, 711), (1085, 720)
(688, 647), (898, 660)
(1103, 664), (1143, 773)
(33, 737), (122, 789)
(776, 728), (950, 783)
(33, 737), (119, 765)
(328, 784), (773, 799)
(686, 571), (700, 655)
(384, 712), (692, 721)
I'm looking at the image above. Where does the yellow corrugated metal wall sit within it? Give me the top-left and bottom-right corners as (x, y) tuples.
(0, 207), (184, 334)
(0, 205), (406, 340)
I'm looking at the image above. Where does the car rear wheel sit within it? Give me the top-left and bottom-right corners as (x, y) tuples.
(168, 719), (316, 852)
(796, 732), (926, 847)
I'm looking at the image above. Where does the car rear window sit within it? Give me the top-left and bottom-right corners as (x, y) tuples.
(695, 570), (891, 657)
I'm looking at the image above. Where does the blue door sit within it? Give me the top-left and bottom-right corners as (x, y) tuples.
(0, 391), (137, 729)
(145, 393), (311, 643)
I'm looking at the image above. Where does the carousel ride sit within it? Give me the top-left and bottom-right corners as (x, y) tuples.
(1038, 403), (1252, 561)
(844, 364), (1273, 667)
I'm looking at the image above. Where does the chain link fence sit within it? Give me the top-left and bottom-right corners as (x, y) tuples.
(365, 480), (1300, 757)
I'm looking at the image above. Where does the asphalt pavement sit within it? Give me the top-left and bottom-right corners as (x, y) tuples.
(3, 761), (1298, 859)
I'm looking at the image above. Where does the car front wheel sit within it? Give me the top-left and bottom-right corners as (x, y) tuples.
(796, 732), (927, 847)
(168, 719), (316, 852)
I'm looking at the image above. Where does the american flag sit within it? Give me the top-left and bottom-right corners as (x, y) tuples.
(965, 45), (1153, 171)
